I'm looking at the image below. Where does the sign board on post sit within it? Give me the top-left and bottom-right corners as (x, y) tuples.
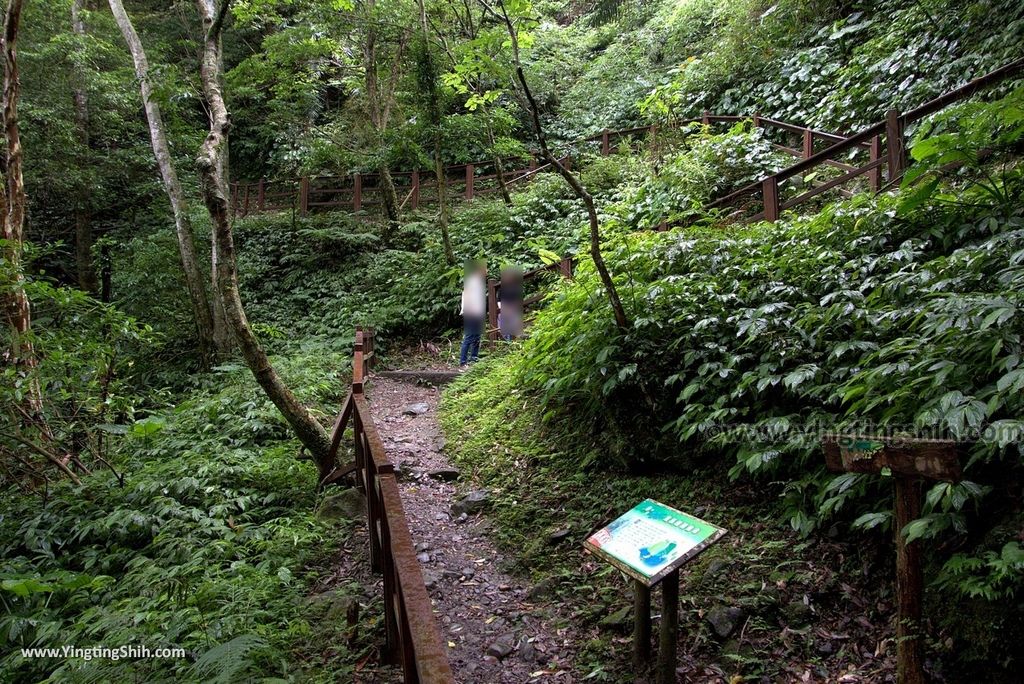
(585, 499), (726, 586)
(585, 500), (726, 684)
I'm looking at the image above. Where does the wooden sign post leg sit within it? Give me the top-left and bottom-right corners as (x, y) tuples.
(894, 477), (924, 684)
(633, 580), (651, 670)
(657, 569), (680, 684)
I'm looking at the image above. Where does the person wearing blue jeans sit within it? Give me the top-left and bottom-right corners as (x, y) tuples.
(459, 260), (487, 366)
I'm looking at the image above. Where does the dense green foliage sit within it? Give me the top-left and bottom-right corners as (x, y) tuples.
(0, 354), (379, 683)
(4, 0), (1024, 680)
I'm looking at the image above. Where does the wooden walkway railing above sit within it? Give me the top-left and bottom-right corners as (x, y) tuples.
(232, 58), (1024, 229)
(325, 327), (455, 683)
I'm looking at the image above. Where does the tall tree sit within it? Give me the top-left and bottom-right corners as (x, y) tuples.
(107, 0), (218, 367)
(1, 0), (33, 372)
(414, 0), (455, 264)
(487, 0), (629, 330)
(195, 0), (333, 470)
(360, 0), (405, 240)
(70, 0), (97, 293)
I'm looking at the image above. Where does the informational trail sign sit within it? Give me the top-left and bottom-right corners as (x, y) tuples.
(585, 499), (726, 586)
(585, 499), (726, 684)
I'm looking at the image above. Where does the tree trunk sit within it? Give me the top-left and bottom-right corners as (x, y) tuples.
(488, 122), (512, 205)
(415, 0), (455, 264)
(195, 0), (332, 463)
(377, 163), (400, 241)
(1, 0), (34, 373)
(70, 0), (97, 293)
(494, 0), (629, 330)
(360, 6), (401, 241)
(107, 0), (217, 368)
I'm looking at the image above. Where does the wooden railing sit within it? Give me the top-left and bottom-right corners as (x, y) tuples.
(325, 327), (454, 683)
(486, 257), (575, 342)
(230, 156), (566, 218)
(696, 57), (1024, 223)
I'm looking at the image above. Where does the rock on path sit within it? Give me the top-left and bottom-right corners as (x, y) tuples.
(368, 374), (579, 682)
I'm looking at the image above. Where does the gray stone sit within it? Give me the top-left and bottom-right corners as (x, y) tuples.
(403, 403), (430, 415)
(706, 605), (745, 638)
(423, 571), (440, 590)
(428, 467), (461, 482)
(527, 577), (558, 601)
(705, 559), (729, 577)
(451, 490), (490, 516)
(485, 634), (516, 659)
(316, 488), (365, 521)
(459, 566), (476, 579)
(547, 528), (572, 545)
(599, 605), (632, 631)
(416, 552), (431, 563)
(783, 598), (812, 626)
(415, 542), (431, 552)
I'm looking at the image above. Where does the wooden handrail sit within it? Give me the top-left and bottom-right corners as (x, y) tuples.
(325, 328), (455, 683)
(699, 58), (1024, 222)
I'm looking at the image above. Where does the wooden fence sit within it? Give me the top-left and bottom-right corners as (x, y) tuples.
(695, 57), (1024, 223)
(230, 156), (566, 219)
(325, 327), (455, 683)
(486, 257), (575, 342)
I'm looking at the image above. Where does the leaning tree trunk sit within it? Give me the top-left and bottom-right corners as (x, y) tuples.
(194, 0), (332, 465)
(70, 0), (97, 293)
(108, 0), (217, 368)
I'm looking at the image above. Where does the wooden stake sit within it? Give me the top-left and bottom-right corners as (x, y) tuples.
(633, 580), (651, 670)
(894, 477), (924, 684)
(657, 569), (679, 684)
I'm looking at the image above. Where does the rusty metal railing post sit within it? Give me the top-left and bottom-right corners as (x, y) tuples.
(802, 129), (814, 159)
(465, 164), (474, 200)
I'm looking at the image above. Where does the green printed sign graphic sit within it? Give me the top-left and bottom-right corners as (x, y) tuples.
(585, 499), (726, 585)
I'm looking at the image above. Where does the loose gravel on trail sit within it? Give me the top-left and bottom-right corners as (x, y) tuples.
(368, 373), (582, 683)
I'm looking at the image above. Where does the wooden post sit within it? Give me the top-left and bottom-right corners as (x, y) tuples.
(802, 129), (814, 159)
(353, 328), (365, 394)
(894, 477), (924, 684)
(633, 581), (651, 670)
(559, 256), (573, 279)
(702, 110), (710, 125)
(257, 178), (265, 212)
(601, 130), (610, 156)
(886, 108), (907, 184)
(353, 173), (362, 211)
(465, 163), (474, 200)
(487, 279), (499, 343)
(822, 435), (961, 684)
(529, 157), (537, 172)
(869, 134), (883, 192)
(752, 111), (761, 129)
(657, 569), (680, 684)
(762, 176), (780, 222)
(299, 176), (309, 217)
(411, 170), (420, 209)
